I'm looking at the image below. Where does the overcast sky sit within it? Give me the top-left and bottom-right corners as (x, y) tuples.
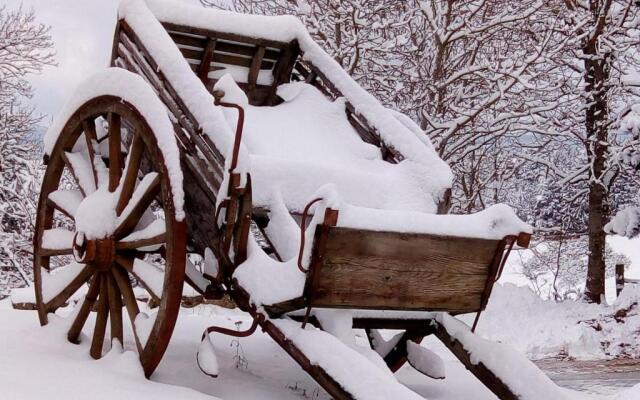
(4, 0), (119, 122)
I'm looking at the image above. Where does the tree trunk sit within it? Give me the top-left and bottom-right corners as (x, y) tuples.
(586, 177), (607, 303)
(583, 33), (610, 303)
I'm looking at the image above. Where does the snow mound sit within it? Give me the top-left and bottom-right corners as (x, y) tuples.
(475, 283), (640, 360)
(606, 207), (640, 238)
(229, 80), (445, 213)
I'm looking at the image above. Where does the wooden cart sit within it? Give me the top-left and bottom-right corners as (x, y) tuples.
(33, 2), (531, 399)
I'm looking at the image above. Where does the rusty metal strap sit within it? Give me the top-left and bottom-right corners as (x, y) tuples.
(494, 236), (516, 283)
(212, 92), (245, 173)
(201, 315), (262, 341)
(472, 236), (517, 333)
(297, 197), (323, 273)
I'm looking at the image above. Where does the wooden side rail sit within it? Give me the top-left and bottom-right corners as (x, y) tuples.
(113, 21), (226, 196)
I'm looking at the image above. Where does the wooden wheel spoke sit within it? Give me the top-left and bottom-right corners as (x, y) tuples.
(67, 273), (101, 344)
(116, 132), (144, 215)
(62, 151), (96, 196)
(44, 265), (93, 312)
(108, 113), (123, 192)
(115, 255), (163, 301)
(117, 219), (167, 250)
(107, 273), (124, 345)
(39, 248), (74, 257)
(83, 118), (99, 187)
(112, 266), (143, 353)
(114, 173), (160, 238)
(90, 274), (110, 359)
(47, 189), (83, 220)
(40, 228), (74, 257)
(117, 233), (166, 250)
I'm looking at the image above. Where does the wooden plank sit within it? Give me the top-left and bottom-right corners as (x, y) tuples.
(162, 22), (291, 50)
(216, 40), (281, 60)
(247, 46), (266, 102)
(109, 21), (121, 67)
(306, 226), (502, 312)
(247, 46), (266, 87)
(198, 38), (217, 82)
(433, 320), (519, 400)
(170, 33), (281, 60)
(168, 32), (208, 49)
(210, 51), (274, 69)
(178, 47), (204, 61)
(266, 40), (299, 105)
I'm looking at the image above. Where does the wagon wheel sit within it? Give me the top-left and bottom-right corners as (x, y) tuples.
(33, 95), (186, 377)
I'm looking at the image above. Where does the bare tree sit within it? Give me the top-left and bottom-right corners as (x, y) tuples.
(521, 237), (629, 301)
(527, 0), (640, 303)
(0, 5), (54, 297)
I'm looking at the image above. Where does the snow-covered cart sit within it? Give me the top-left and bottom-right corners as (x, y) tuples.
(33, 1), (534, 399)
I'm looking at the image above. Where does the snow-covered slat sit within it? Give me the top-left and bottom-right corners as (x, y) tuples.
(116, 172), (160, 234)
(47, 189), (83, 218)
(40, 228), (75, 256)
(118, 219), (166, 250)
(434, 313), (572, 400)
(273, 320), (424, 400)
(185, 258), (209, 293)
(134, 312), (155, 347)
(41, 262), (87, 304)
(131, 258), (164, 300)
(406, 342), (445, 380)
(64, 151), (97, 195)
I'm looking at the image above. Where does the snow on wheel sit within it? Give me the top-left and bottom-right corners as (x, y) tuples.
(34, 94), (186, 377)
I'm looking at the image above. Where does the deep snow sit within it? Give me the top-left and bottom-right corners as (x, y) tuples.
(1, 297), (640, 400)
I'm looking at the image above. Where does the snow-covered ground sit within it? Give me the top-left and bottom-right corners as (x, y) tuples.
(472, 284), (640, 361)
(1, 297), (639, 400)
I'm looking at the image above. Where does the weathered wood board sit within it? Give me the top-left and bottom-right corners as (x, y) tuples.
(306, 226), (505, 313)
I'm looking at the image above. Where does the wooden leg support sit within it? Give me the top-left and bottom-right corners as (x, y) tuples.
(231, 284), (355, 400)
(432, 320), (519, 400)
(366, 328), (433, 373)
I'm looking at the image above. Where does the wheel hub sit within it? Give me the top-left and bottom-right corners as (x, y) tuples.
(72, 231), (115, 270)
